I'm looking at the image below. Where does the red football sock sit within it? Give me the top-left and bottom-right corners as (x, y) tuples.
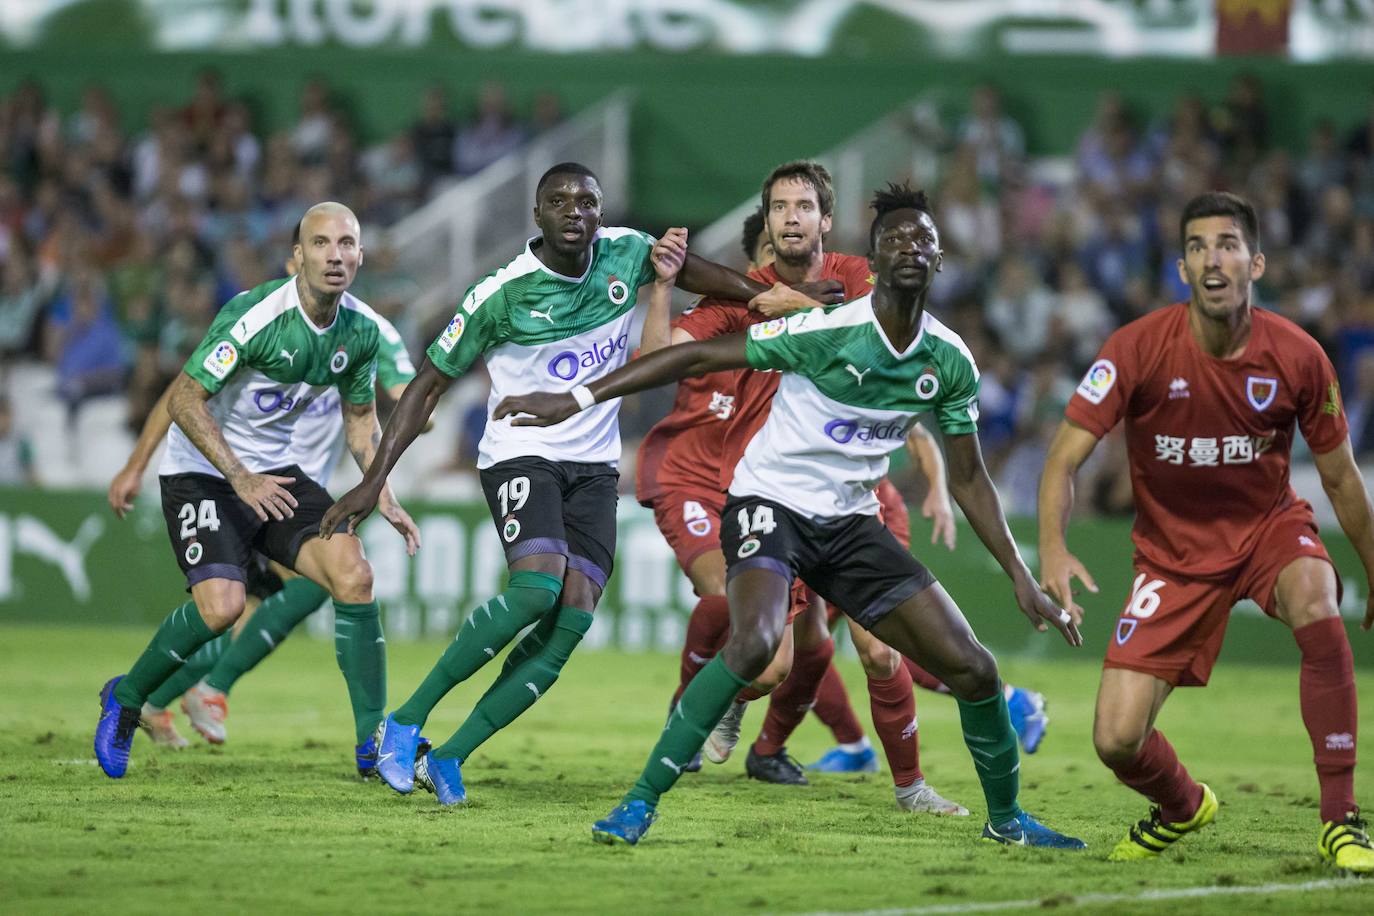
(867, 664), (921, 787)
(812, 662), (866, 745)
(671, 595), (731, 706)
(1294, 617), (1358, 823)
(753, 638), (835, 756)
(1109, 729), (1203, 823)
(903, 656), (950, 694)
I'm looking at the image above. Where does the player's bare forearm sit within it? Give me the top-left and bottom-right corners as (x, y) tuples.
(356, 359), (450, 495)
(676, 253), (768, 302)
(125, 383), (175, 473)
(1037, 421), (1098, 553)
(638, 279), (675, 355)
(944, 434), (1030, 581)
(1315, 439), (1374, 579)
(341, 400), (383, 474)
(907, 424), (948, 499)
(592, 334), (748, 401)
(166, 372), (249, 484)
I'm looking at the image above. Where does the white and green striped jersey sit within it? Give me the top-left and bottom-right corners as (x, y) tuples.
(159, 276), (382, 480)
(733, 294), (980, 520)
(426, 227), (656, 468)
(293, 307), (416, 487)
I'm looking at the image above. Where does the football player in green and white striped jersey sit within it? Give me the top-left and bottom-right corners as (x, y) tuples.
(321, 162), (840, 805)
(497, 182), (1085, 849)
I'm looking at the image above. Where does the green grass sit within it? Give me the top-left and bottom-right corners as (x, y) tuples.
(0, 624), (1371, 915)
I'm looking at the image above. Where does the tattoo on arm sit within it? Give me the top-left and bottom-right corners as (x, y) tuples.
(166, 373), (248, 482)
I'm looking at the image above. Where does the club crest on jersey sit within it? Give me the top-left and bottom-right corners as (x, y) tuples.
(437, 314), (465, 353)
(1115, 617), (1137, 645)
(737, 537), (761, 559)
(750, 318), (788, 340)
(607, 275), (629, 306)
(915, 369), (940, 400)
(203, 341), (238, 380)
(330, 346), (349, 374)
(185, 542), (203, 566)
(1077, 359), (1116, 405)
(1246, 376), (1278, 411)
(502, 517), (522, 543)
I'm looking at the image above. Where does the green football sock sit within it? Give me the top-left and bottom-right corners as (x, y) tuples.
(203, 578), (328, 694)
(625, 655), (750, 807)
(333, 599), (387, 746)
(114, 600), (217, 708)
(956, 687), (1022, 825)
(391, 571), (563, 728)
(432, 605), (593, 762)
(146, 631), (229, 709)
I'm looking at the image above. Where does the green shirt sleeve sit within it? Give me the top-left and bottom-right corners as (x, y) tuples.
(934, 362), (980, 437)
(426, 285), (507, 378)
(375, 322), (416, 390)
(183, 298), (254, 394)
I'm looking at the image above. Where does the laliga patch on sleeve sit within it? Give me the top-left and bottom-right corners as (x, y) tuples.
(749, 318), (788, 340)
(1076, 358), (1117, 405)
(437, 313), (465, 353)
(203, 341), (238, 380)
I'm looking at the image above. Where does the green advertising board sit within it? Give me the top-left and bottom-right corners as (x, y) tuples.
(1, 485), (1369, 669)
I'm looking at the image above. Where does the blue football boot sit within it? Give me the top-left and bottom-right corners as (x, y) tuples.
(592, 800), (659, 846)
(94, 676), (141, 779)
(982, 811), (1086, 849)
(373, 714), (421, 794)
(414, 752), (466, 805)
(355, 735), (378, 779)
(807, 744), (880, 773)
(1007, 687), (1049, 755)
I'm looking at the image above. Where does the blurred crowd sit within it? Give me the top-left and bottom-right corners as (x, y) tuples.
(2, 71), (1373, 506)
(0, 70), (563, 458)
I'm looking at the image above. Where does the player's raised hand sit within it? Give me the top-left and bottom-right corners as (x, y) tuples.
(652, 228), (688, 282)
(750, 282), (819, 317)
(320, 483), (381, 539)
(108, 465), (143, 519)
(1038, 545), (1098, 623)
(791, 278), (845, 305)
(493, 392), (578, 427)
(1013, 575), (1083, 647)
(230, 471), (298, 522)
(378, 490), (421, 557)
(921, 489), (957, 551)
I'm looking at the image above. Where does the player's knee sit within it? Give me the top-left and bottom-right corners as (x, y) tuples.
(198, 594), (245, 632)
(1093, 721), (1148, 767)
(858, 642), (900, 679)
(329, 558), (374, 603)
(942, 644), (999, 700)
(723, 628), (782, 682)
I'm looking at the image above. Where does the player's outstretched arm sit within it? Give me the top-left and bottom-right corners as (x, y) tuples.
(907, 423), (956, 551)
(676, 252), (844, 306)
(1313, 437), (1374, 630)
(166, 371), (299, 523)
(639, 228), (688, 355)
(322, 358), (451, 538)
(1037, 420), (1102, 620)
(340, 399), (420, 556)
(495, 333), (750, 427)
(944, 431), (1082, 647)
(109, 382), (175, 518)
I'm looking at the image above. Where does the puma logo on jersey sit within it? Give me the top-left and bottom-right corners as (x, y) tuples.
(530, 306), (555, 324)
(846, 364), (871, 385)
(281, 348), (298, 366)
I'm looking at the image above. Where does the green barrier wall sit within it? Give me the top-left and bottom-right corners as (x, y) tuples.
(2, 48), (1372, 225)
(1, 485), (1369, 669)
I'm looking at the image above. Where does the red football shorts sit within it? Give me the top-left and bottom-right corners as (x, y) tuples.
(875, 478), (911, 550)
(650, 488), (726, 576)
(1104, 502), (1337, 687)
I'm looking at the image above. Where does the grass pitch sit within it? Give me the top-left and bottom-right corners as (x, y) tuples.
(1, 624), (1371, 915)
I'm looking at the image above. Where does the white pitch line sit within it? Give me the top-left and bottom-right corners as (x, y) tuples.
(789, 877), (1366, 916)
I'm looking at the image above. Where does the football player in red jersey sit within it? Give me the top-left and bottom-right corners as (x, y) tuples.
(1040, 191), (1374, 870)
